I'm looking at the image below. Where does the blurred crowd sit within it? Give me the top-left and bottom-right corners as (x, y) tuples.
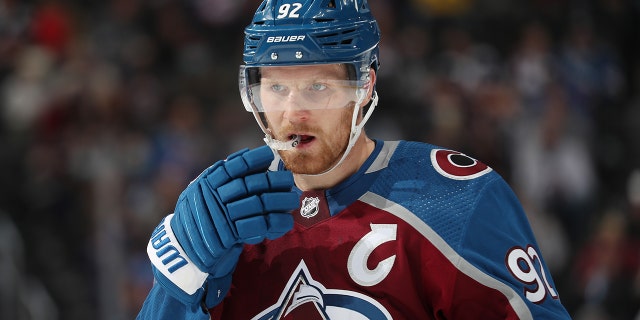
(0, 0), (638, 319)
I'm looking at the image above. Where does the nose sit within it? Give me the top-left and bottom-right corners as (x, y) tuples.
(281, 91), (309, 123)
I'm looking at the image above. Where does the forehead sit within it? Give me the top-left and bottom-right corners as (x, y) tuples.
(260, 64), (348, 80)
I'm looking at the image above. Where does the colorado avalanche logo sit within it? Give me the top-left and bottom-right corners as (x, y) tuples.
(252, 260), (392, 320)
(300, 197), (320, 219)
(431, 149), (492, 180)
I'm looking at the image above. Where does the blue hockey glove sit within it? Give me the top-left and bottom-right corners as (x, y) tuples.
(147, 146), (299, 308)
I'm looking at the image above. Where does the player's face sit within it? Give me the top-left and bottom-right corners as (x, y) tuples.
(260, 64), (355, 174)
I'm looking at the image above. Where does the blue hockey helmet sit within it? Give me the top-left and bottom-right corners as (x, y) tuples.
(240, 0), (381, 164)
(242, 0), (381, 80)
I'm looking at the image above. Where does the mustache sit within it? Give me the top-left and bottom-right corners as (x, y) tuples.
(276, 124), (322, 138)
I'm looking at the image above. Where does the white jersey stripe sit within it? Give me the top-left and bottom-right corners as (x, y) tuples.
(359, 191), (534, 320)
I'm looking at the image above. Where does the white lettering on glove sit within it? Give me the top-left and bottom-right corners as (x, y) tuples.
(147, 214), (208, 295)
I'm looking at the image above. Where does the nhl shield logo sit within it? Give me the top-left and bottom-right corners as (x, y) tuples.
(300, 197), (320, 219)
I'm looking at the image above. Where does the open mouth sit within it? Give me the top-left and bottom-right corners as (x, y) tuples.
(290, 134), (315, 146)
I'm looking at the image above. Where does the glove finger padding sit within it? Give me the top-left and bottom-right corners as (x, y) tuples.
(234, 212), (295, 244)
(186, 146), (286, 250)
(266, 212), (296, 239)
(198, 147), (273, 191)
(149, 146), (300, 308)
(217, 171), (294, 203)
(225, 146), (274, 178)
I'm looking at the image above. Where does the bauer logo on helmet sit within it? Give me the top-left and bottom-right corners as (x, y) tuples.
(266, 35), (306, 43)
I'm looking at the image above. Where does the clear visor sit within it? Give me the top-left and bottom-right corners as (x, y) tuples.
(239, 65), (370, 113)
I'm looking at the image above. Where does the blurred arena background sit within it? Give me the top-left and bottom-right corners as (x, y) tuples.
(0, 0), (638, 319)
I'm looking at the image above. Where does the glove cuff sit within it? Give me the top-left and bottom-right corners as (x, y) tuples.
(148, 214), (209, 297)
(204, 273), (234, 308)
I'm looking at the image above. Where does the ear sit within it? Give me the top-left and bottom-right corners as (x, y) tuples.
(364, 68), (377, 104)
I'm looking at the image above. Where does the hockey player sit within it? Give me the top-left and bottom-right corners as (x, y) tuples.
(138, 0), (572, 319)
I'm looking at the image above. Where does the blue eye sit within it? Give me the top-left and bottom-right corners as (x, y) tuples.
(310, 83), (327, 91)
(271, 84), (285, 92)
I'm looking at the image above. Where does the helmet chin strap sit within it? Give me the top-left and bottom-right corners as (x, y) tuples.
(266, 91), (378, 178)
